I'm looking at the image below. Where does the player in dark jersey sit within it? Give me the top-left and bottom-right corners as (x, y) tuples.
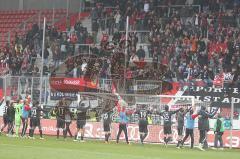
(0, 99), (10, 133)
(74, 100), (90, 142)
(159, 105), (181, 146)
(176, 107), (190, 148)
(6, 102), (15, 136)
(102, 105), (113, 143)
(28, 101), (44, 139)
(54, 100), (68, 139)
(197, 106), (218, 151)
(135, 105), (151, 144)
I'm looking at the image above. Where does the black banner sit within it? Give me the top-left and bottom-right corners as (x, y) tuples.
(184, 85), (240, 107)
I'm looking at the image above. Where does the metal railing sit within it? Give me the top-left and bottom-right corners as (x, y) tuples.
(1, 75), (48, 103)
(8, 12), (41, 43)
(99, 5), (201, 18)
(0, 75), (163, 104)
(4, 9), (67, 45)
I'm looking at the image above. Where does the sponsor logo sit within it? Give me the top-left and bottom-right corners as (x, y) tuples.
(63, 79), (80, 85)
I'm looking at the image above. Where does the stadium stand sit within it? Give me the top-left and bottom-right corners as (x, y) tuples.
(0, 1), (239, 91)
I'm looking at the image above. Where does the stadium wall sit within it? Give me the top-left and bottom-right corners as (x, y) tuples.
(0, 118), (239, 148)
(0, 0), (82, 12)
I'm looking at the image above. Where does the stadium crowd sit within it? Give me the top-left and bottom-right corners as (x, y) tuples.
(89, 0), (240, 86)
(0, 0), (239, 87)
(51, 0), (240, 94)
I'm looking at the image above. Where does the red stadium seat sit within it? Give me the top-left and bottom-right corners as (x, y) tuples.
(0, 9), (76, 46)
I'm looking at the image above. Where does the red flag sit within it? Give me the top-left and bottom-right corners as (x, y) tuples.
(133, 60), (146, 69)
(213, 73), (224, 87)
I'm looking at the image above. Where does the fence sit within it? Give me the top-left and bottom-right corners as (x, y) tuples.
(0, 76), (163, 105)
(2, 75), (239, 110)
(1, 75), (49, 103)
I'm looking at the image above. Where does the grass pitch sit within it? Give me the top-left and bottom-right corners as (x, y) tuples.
(0, 135), (239, 159)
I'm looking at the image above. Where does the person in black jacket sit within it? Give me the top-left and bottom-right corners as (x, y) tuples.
(197, 105), (218, 151)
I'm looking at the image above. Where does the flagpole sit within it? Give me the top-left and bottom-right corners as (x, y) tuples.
(123, 16), (129, 93)
(78, 0), (84, 20)
(230, 97), (234, 149)
(39, 17), (46, 104)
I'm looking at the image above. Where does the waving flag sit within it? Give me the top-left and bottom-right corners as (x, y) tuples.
(213, 73), (224, 88)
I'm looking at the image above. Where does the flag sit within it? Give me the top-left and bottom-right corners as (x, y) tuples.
(223, 72), (234, 83)
(133, 60), (146, 69)
(213, 73), (224, 87)
(111, 82), (128, 112)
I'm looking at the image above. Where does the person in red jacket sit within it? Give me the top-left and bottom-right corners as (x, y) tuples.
(21, 100), (31, 137)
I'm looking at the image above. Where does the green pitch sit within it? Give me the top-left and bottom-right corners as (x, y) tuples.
(0, 136), (239, 159)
